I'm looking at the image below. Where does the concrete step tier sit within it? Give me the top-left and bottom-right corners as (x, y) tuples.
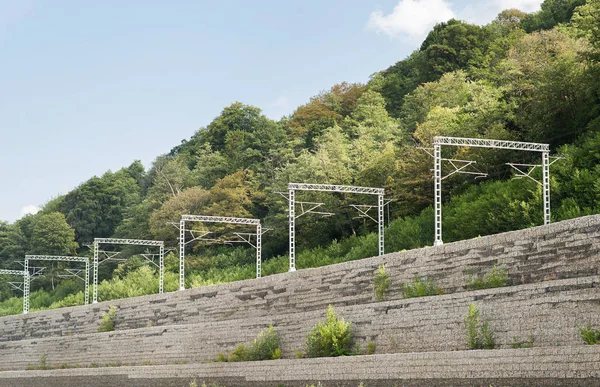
(2, 215), (599, 342)
(0, 275), (597, 371)
(1, 346), (599, 387)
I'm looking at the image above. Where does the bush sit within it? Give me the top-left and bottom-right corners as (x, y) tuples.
(464, 303), (495, 350)
(306, 305), (354, 358)
(366, 341), (376, 355)
(217, 325), (282, 362)
(578, 324), (600, 345)
(401, 275), (443, 298)
(97, 306), (117, 332)
(467, 265), (508, 290)
(374, 264), (391, 302)
(248, 325), (281, 361)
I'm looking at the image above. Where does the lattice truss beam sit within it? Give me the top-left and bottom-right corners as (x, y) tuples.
(0, 269), (26, 293)
(93, 238), (164, 303)
(178, 215), (263, 291)
(23, 255), (90, 314)
(428, 136), (558, 247)
(286, 183), (386, 273)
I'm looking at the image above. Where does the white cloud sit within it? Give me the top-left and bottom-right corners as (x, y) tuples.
(368, 0), (544, 41)
(20, 205), (40, 218)
(459, 0), (542, 25)
(367, 0), (455, 42)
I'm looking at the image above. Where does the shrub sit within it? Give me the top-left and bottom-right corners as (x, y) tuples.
(97, 306), (117, 332)
(578, 324), (600, 345)
(217, 325), (282, 362)
(366, 341), (376, 355)
(511, 335), (535, 349)
(374, 264), (390, 302)
(401, 275), (443, 298)
(467, 265), (508, 290)
(464, 303), (495, 350)
(306, 305), (354, 358)
(248, 325), (281, 361)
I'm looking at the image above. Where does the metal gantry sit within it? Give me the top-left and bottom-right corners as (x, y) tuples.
(178, 215), (263, 291)
(0, 270), (26, 311)
(23, 255), (90, 314)
(93, 238), (165, 303)
(432, 136), (553, 246)
(287, 183), (385, 272)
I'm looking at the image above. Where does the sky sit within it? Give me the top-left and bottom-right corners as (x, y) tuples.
(0, 0), (543, 222)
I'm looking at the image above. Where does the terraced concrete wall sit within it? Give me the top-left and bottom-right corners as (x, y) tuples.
(1, 215), (598, 342)
(0, 275), (597, 370)
(1, 346), (599, 387)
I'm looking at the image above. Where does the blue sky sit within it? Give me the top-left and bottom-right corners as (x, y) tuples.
(0, 0), (542, 222)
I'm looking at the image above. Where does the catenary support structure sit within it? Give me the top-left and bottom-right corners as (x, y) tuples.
(23, 255), (89, 314)
(93, 238), (164, 303)
(178, 215), (262, 291)
(432, 136), (552, 246)
(287, 183), (385, 272)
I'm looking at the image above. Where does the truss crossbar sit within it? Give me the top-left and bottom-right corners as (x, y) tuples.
(25, 255), (89, 263)
(0, 269), (25, 276)
(181, 215), (260, 225)
(288, 183), (384, 195)
(434, 136), (549, 152)
(94, 238), (164, 247)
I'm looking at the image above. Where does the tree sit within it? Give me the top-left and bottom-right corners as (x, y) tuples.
(29, 213), (78, 255)
(521, 0), (587, 32)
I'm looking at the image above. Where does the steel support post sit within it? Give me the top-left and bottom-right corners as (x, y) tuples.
(179, 219), (186, 291)
(84, 260), (90, 305)
(23, 259), (29, 314)
(378, 194), (384, 256)
(256, 224), (262, 278)
(93, 242), (99, 303)
(289, 188), (296, 272)
(542, 151), (551, 225)
(159, 244), (164, 294)
(434, 143), (443, 246)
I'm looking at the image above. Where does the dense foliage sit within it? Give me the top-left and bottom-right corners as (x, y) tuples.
(1, 0), (600, 315)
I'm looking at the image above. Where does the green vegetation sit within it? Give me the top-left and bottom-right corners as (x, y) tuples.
(366, 341), (376, 355)
(578, 323), (600, 345)
(216, 325), (281, 362)
(511, 335), (535, 349)
(467, 265), (509, 290)
(305, 305), (355, 358)
(2, 0), (600, 315)
(374, 264), (390, 302)
(97, 306), (117, 333)
(401, 275), (443, 298)
(464, 303), (495, 350)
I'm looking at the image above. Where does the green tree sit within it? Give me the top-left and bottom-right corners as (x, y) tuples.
(29, 213), (78, 255)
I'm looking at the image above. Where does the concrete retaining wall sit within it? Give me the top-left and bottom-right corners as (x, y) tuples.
(1, 215), (599, 342)
(0, 275), (597, 370)
(1, 346), (599, 387)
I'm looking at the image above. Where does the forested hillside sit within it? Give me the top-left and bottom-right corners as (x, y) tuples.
(1, 0), (599, 315)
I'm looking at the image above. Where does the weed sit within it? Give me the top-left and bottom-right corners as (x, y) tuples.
(464, 303), (495, 350)
(248, 325), (281, 361)
(467, 265), (508, 290)
(306, 305), (354, 358)
(228, 344), (249, 362)
(215, 353), (228, 362)
(366, 341), (375, 355)
(98, 305), (118, 332)
(578, 323), (600, 345)
(295, 350), (304, 359)
(374, 264), (390, 302)
(401, 275), (443, 298)
(511, 335), (535, 349)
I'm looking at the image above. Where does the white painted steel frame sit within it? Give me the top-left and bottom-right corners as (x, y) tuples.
(23, 255), (90, 314)
(288, 183), (385, 272)
(93, 238), (164, 303)
(433, 136), (551, 246)
(179, 215), (262, 291)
